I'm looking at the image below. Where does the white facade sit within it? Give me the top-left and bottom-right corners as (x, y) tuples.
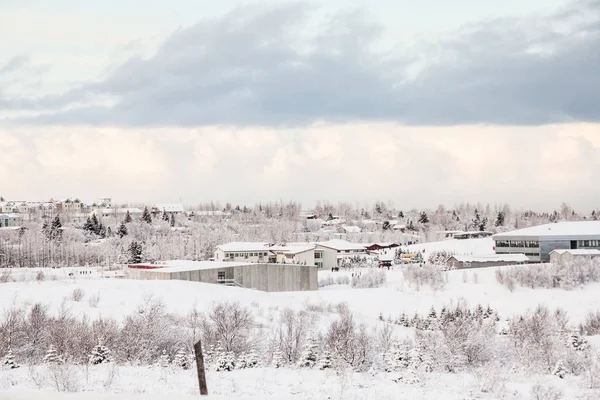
(549, 249), (600, 265)
(0, 213), (23, 228)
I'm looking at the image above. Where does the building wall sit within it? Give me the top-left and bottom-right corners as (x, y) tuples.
(0, 214), (23, 227)
(127, 263), (317, 292)
(315, 246), (338, 270)
(448, 259), (525, 269)
(214, 248), (269, 263)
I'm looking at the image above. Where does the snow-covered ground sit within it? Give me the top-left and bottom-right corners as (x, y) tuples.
(1, 238), (600, 399)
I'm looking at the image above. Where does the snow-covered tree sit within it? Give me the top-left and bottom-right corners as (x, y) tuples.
(43, 345), (62, 364)
(124, 210), (133, 223)
(170, 213), (176, 227)
(162, 209), (169, 221)
(568, 329), (589, 352)
(118, 221), (128, 238)
(317, 350), (333, 370)
(3, 349), (19, 369)
(297, 334), (319, 368)
(89, 343), (111, 365)
(386, 341), (410, 372)
(419, 212), (429, 224)
(173, 348), (192, 370)
(552, 360), (567, 379)
(272, 350), (284, 368)
(245, 349), (259, 368)
(159, 349), (170, 368)
(128, 240), (143, 264)
(142, 207), (152, 224)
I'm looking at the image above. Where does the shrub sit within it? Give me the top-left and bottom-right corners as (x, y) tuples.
(404, 265), (445, 290)
(580, 310), (600, 335)
(71, 288), (85, 302)
(351, 269), (386, 288)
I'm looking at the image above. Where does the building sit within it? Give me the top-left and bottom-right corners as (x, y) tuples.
(127, 260), (317, 292)
(493, 221), (600, 262)
(338, 225), (362, 234)
(365, 243), (399, 251)
(152, 203), (185, 215)
(549, 249), (600, 265)
(453, 231), (493, 240)
(92, 207), (144, 218)
(315, 239), (367, 269)
(447, 254), (529, 269)
(0, 213), (23, 228)
(214, 242), (318, 266)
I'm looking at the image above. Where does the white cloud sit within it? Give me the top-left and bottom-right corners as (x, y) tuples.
(1, 123), (599, 210)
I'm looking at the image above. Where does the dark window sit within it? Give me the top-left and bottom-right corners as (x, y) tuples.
(218, 271), (225, 281)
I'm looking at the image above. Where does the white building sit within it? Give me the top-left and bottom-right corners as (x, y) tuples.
(214, 242), (318, 266)
(152, 203), (185, 215)
(0, 213), (23, 228)
(315, 239), (367, 269)
(549, 249), (600, 265)
(494, 221), (600, 262)
(92, 207), (144, 218)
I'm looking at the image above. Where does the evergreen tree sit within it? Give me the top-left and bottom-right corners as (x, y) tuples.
(170, 213), (175, 227)
(297, 335), (319, 368)
(162, 209), (169, 221)
(407, 220), (415, 231)
(418, 212), (429, 224)
(382, 221), (391, 231)
(569, 329), (589, 352)
(427, 307), (437, 319)
(271, 350), (284, 368)
(128, 241), (143, 264)
(592, 210), (598, 221)
(479, 217), (488, 232)
(83, 217), (95, 233)
(89, 343), (111, 365)
(124, 210), (133, 223)
(43, 345), (62, 364)
(159, 349), (170, 368)
(45, 216), (63, 241)
(552, 360), (567, 379)
(472, 210), (481, 231)
(91, 214), (100, 232)
(173, 348), (191, 370)
(118, 222), (128, 238)
(387, 341), (410, 372)
(245, 349), (259, 368)
(317, 350), (333, 370)
(398, 211), (404, 218)
(215, 351), (235, 372)
(142, 207), (152, 224)
(495, 211), (506, 227)
(3, 349), (19, 369)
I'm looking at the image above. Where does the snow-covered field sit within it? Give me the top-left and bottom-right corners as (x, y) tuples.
(1, 238), (600, 399)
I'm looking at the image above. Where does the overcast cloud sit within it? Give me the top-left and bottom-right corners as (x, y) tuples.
(0, 0), (599, 209)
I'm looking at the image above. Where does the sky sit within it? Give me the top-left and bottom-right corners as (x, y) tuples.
(0, 0), (599, 211)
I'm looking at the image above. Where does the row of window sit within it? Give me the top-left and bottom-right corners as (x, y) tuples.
(226, 252), (268, 258)
(495, 241), (540, 248)
(578, 240), (600, 248)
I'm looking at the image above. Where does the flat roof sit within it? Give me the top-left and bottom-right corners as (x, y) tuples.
(217, 242), (271, 252)
(550, 249), (600, 256)
(493, 221), (600, 240)
(450, 254), (529, 263)
(316, 239), (367, 251)
(129, 260), (252, 273)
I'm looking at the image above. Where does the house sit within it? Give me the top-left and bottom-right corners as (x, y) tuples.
(214, 242), (318, 266)
(447, 254), (529, 269)
(338, 225), (362, 234)
(366, 243), (399, 251)
(315, 239), (367, 269)
(92, 207), (144, 218)
(53, 198), (83, 214)
(453, 231), (493, 240)
(0, 213), (23, 228)
(127, 260), (317, 292)
(494, 221), (600, 262)
(549, 249), (600, 265)
(152, 204), (184, 215)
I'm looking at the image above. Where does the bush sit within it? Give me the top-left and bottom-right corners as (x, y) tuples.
(496, 258), (600, 291)
(580, 310), (600, 335)
(326, 307), (373, 370)
(88, 293), (101, 308)
(351, 269), (386, 288)
(404, 265), (445, 290)
(71, 288), (85, 302)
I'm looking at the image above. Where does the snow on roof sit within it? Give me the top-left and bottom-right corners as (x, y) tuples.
(129, 260), (252, 273)
(316, 239), (367, 251)
(217, 242), (272, 252)
(196, 210), (230, 216)
(153, 204), (184, 213)
(269, 244), (316, 254)
(341, 225), (362, 233)
(550, 249), (600, 256)
(494, 221), (600, 240)
(450, 254), (529, 263)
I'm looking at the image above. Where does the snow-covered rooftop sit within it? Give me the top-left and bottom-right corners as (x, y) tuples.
(269, 244), (316, 254)
(494, 221), (600, 240)
(341, 225), (362, 233)
(129, 260), (252, 273)
(153, 204), (184, 213)
(316, 239), (367, 251)
(550, 249), (600, 256)
(217, 242), (272, 252)
(450, 254), (529, 263)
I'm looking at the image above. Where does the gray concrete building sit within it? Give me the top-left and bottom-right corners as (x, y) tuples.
(127, 260), (318, 292)
(447, 254), (528, 269)
(493, 221), (600, 262)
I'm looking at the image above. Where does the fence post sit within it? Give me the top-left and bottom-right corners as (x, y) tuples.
(194, 340), (208, 395)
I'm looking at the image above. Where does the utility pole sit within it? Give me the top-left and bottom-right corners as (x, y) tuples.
(194, 340), (208, 396)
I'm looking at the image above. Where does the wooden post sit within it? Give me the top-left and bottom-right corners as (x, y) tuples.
(194, 340), (208, 396)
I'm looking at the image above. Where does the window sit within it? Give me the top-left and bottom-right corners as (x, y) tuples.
(218, 271), (225, 281)
(584, 240), (590, 247)
(315, 252), (322, 259)
(315, 262), (323, 269)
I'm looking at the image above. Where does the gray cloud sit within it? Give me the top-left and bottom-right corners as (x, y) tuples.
(0, 55), (29, 74)
(6, 0), (600, 126)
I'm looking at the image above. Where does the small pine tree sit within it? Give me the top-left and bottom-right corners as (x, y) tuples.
(118, 221), (128, 238)
(272, 350), (284, 368)
(245, 349), (259, 368)
(428, 307), (437, 319)
(170, 213), (176, 227)
(162, 209), (169, 221)
(552, 360), (567, 379)
(410, 312), (420, 327)
(418, 212), (429, 224)
(83, 217), (95, 234)
(3, 349), (19, 369)
(387, 341), (410, 372)
(43, 345), (62, 364)
(297, 335), (319, 368)
(214, 342), (235, 372)
(569, 329), (589, 352)
(495, 211), (505, 227)
(124, 210), (133, 223)
(128, 241), (143, 264)
(317, 350), (333, 370)
(142, 207), (152, 224)
(173, 348), (191, 370)
(159, 349), (170, 368)
(89, 343), (111, 365)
